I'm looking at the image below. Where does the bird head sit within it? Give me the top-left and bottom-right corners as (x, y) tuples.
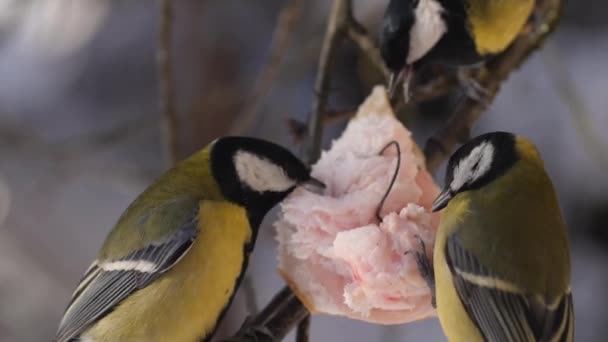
(380, 0), (448, 95)
(432, 132), (521, 211)
(210, 136), (324, 223)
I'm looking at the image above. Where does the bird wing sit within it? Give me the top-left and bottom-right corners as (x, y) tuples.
(446, 233), (574, 342)
(54, 209), (199, 342)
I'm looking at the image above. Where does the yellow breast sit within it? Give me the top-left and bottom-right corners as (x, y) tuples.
(467, 0), (535, 55)
(433, 197), (484, 341)
(86, 200), (252, 342)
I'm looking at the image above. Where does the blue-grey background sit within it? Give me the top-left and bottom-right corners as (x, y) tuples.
(0, 1), (606, 341)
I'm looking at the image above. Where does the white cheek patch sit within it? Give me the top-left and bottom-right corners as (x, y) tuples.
(450, 142), (495, 190)
(234, 151), (297, 193)
(408, 0), (447, 63)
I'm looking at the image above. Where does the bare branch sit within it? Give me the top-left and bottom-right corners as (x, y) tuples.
(296, 315), (311, 342)
(230, 0), (302, 136)
(306, 0), (352, 164)
(221, 286), (307, 342)
(346, 19), (390, 81)
(286, 3), (359, 340)
(0, 177), (10, 227)
(288, 109), (357, 142)
(242, 275), (259, 315)
(158, 0), (179, 165)
(411, 73), (458, 103)
(424, 0), (563, 172)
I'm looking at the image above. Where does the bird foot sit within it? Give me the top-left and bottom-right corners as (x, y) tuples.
(456, 70), (491, 106)
(223, 315), (275, 342)
(408, 235), (436, 308)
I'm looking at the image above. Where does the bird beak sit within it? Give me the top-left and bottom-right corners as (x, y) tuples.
(387, 70), (404, 100)
(432, 188), (453, 212)
(387, 66), (413, 102)
(301, 177), (326, 194)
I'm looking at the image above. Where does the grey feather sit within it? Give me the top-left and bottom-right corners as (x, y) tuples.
(446, 234), (573, 342)
(54, 210), (198, 342)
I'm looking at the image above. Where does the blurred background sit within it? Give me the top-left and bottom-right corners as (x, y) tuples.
(0, 0), (606, 341)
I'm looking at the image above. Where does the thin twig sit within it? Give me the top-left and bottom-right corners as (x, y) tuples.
(229, 0), (302, 135)
(306, 0), (351, 164)
(250, 286), (295, 327)
(424, 0), (563, 172)
(262, 294), (309, 341)
(411, 74), (458, 103)
(346, 18), (390, 81)
(294, 2), (358, 339)
(0, 176), (9, 227)
(222, 288), (308, 342)
(158, 0), (179, 165)
(296, 315), (311, 342)
(288, 109), (356, 142)
(242, 276), (259, 315)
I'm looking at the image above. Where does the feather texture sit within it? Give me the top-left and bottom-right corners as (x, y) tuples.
(446, 234), (574, 342)
(55, 211), (198, 342)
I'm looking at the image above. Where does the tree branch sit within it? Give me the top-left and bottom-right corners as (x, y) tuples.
(229, 0), (302, 136)
(221, 287), (308, 342)
(346, 18), (390, 81)
(411, 73), (458, 103)
(424, 0), (563, 172)
(288, 109), (356, 143)
(296, 315), (311, 342)
(158, 0), (179, 165)
(306, 0), (351, 164)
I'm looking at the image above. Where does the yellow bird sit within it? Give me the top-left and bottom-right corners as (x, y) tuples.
(54, 137), (323, 342)
(380, 0), (535, 97)
(427, 132), (574, 341)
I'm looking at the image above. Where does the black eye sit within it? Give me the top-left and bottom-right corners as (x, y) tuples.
(412, 0), (420, 7)
(472, 160), (480, 172)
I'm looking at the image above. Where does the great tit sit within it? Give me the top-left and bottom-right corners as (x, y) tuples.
(428, 132), (573, 341)
(380, 0), (535, 97)
(54, 137), (323, 342)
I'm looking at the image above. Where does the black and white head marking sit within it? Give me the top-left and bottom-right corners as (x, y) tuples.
(210, 136), (315, 221)
(449, 141), (495, 191)
(445, 132), (519, 194)
(233, 150), (297, 193)
(432, 132), (520, 211)
(380, 0), (447, 73)
(407, 0), (447, 63)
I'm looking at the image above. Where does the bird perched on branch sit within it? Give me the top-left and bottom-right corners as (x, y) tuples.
(54, 137), (323, 342)
(426, 132), (574, 341)
(380, 0), (535, 99)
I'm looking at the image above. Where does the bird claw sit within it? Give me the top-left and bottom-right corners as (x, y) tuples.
(223, 315), (275, 342)
(456, 69), (491, 106)
(409, 235), (437, 308)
